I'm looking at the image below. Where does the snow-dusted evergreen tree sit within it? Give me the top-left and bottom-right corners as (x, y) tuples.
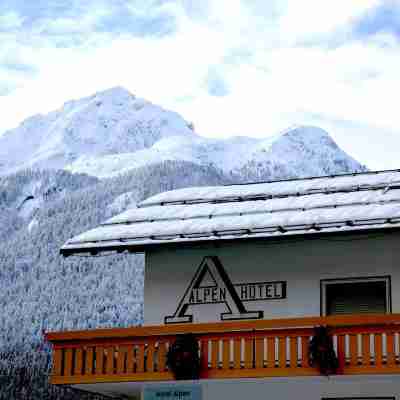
(0, 162), (228, 399)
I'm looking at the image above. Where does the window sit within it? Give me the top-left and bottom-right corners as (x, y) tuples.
(321, 276), (391, 316)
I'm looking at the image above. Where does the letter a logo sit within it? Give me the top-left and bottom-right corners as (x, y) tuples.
(165, 256), (263, 324)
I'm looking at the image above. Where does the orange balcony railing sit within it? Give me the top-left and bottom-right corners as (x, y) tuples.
(45, 314), (400, 385)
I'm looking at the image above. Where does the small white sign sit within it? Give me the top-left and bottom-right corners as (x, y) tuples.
(143, 384), (202, 400)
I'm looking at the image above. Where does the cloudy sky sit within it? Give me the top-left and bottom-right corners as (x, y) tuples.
(0, 0), (399, 169)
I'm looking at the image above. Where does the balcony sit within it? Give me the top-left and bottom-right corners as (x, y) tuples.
(45, 314), (400, 386)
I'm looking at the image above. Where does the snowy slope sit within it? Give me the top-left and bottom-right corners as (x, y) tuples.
(65, 125), (366, 179)
(0, 87), (367, 179)
(0, 87), (195, 175)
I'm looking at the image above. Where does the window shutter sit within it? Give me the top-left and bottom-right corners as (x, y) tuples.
(326, 281), (387, 316)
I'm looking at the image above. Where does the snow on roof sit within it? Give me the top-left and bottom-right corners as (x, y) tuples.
(61, 169), (400, 255)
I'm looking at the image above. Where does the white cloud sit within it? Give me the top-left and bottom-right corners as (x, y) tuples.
(278, 0), (379, 40)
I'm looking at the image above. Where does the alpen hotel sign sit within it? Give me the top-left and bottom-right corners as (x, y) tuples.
(165, 256), (286, 324)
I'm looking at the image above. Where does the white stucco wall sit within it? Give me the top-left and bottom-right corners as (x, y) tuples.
(144, 232), (400, 325)
(75, 374), (400, 399)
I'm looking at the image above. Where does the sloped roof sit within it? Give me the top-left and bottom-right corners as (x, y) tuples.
(61, 169), (400, 256)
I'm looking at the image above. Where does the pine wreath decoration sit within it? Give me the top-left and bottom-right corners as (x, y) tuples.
(166, 334), (200, 380)
(309, 326), (339, 375)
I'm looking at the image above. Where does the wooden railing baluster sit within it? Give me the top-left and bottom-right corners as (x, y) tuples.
(289, 336), (298, 368)
(75, 348), (83, 376)
(300, 336), (309, 368)
(106, 346), (114, 374)
(126, 345), (134, 373)
(233, 338), (241, 370)
(267, 336), (275, 369)
(64, 349), (73, 377)
(52, 348), (63, 377)
(200, 339), (209, 372)
(244, 337), (253, 369)
(337, 334), (346, 369)
(255, 337), (264, 369)
(387, 333), (395, 366)
(157, 341), (167, 372)
(95, 346), (103, 375)
(349, 334), (358, 366)
(211, 339), (219, 369)
(375, 333), (383, 366)
(222, 339), (230, 369)
(147, 340), (155, 373)
(362, 333), (371, 366)
(278, 336), (286, 368)
(85, 347), (94, 375)
(117, 346), (127, 374)
(136, 343), (145, 373)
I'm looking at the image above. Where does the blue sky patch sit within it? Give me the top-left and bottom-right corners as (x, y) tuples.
(0, 0), (177, 40)
(353, 1), (400, 41)
(94, 6), (176, 38)
(3, 62), (37, 75)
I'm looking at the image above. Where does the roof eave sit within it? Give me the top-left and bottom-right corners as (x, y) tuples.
(59, 224), (400, 258)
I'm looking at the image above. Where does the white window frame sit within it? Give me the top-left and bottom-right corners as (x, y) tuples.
(320, 276), (391, 316)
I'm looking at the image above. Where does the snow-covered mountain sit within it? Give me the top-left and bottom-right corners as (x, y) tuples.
(64, 126), (366, 179)
(0, 87), (367, 179)
(0, 87), (196, 175)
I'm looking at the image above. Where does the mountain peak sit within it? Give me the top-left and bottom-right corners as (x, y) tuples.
(92, 86), (136, 103)
(247, 125), (367, 179)
(278, 125), (329, 140)
(0, 88), (195, 175)
(97, 86), (133, 97)
(61, 86), (136, 112)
